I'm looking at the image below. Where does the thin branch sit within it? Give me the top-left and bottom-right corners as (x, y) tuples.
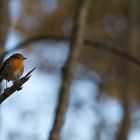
(86, 40), (140, 67)
(0, 67), (36, 104)
(6, 35), (140, 67)
(8, 36), (69, 52)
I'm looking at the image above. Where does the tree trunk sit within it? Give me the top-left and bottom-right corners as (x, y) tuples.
(48, 0), (91, 140)
(0, 0), (10, 59)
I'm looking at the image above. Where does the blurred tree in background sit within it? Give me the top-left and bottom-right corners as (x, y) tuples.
(0, 0), (140, 140)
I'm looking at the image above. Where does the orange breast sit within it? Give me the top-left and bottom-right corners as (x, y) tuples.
(11, 59), (24, 71)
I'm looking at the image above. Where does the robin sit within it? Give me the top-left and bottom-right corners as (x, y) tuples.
(0, 53), (26, 84)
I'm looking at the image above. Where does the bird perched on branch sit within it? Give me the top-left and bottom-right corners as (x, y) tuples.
(0, 53), (26, 85)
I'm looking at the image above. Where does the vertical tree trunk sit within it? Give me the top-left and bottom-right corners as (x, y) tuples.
(0, 0), (9, 59)
(48, 0), (91, 140)
(0, 0), (10, 137)
(0, 0), (10, 91)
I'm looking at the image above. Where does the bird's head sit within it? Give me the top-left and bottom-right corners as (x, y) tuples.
(10, 53), (27, 61)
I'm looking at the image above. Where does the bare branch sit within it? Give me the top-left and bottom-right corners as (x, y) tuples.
(0, 67), (36, 104)
(6, 35), (140, 68)
(86, 40), (140, 67)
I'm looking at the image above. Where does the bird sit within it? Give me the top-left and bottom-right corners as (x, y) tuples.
(0, 53), (26, 86)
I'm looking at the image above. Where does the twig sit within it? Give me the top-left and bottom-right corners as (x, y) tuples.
(0, 67), (36, 104)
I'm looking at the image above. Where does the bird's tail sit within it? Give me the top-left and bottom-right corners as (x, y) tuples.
(0, 76), (3, 83)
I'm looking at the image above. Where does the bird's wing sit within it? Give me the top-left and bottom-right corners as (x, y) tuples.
(0, 57), (10, 74)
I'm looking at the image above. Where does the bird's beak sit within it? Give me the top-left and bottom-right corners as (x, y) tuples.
(23, 57), (27, 60)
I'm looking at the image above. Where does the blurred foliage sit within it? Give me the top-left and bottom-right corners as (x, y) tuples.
(12, 0), (140, 100)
